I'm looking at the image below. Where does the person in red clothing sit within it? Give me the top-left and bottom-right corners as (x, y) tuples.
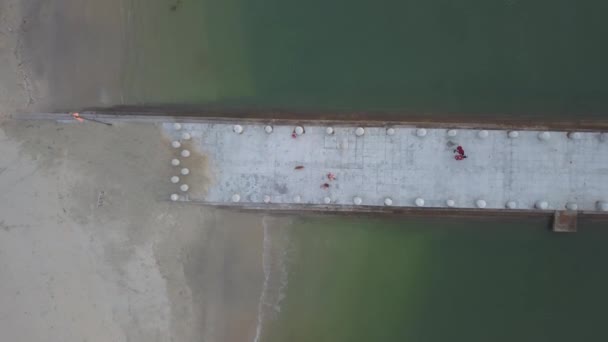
(453, 145), (467, 160)
(454, 146), (465, 155)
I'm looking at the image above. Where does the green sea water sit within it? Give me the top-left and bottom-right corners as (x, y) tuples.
(262, 217), (608, 341)
(123, 0), (608, 117)
(118, 1), (608, 341)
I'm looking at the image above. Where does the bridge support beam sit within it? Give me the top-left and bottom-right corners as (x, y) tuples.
(553, 211), (578, 233)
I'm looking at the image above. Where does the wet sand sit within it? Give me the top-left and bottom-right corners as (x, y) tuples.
(16, 0), (128, 112)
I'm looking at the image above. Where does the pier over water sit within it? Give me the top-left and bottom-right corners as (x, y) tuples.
(164, 121), (608, 215)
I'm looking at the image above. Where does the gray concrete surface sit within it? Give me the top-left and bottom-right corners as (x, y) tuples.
(163, 122), (608, 212)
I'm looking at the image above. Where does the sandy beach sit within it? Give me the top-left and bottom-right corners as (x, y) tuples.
(0, 1), (270, 341)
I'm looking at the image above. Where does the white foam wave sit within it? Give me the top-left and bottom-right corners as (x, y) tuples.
(253, 216), (291, 342)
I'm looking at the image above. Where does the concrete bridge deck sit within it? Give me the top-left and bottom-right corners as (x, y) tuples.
(163, 121), (608, 213)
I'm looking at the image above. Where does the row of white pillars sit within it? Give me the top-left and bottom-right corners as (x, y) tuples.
(231, 123), (606, 141)
(170, 123), (193, 201)
(222, 194), (608, 211)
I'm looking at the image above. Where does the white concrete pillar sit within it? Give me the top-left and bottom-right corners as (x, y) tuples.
(180, 184), (189, 192)
(181, 150), (191, 158)
(295, 126), (304, 135)
(476, 199), (487, 208)
(232, 194), (241, 202)
(171, 141), (181, 149)
(568, 132), (582, 140)
(446, 199), (455, 207)
(535, 200), (549, 210)
(415, 198), (425, 207)
(508, 131), (519, 138)
(263, 195), (271, 204)
(384, 198), (393, 206)
(538, 132), (551, 141)
(180, 168), (190, 175)
(477, 130), (489, 139)
(353, 197), (363, 205)
(171, 159), (180, 166)
(170, 194), (179, 201)
(181, 133), (191, 140)
(326, 127), (334, 135)
(173, 123), (182, 130)
(170, 176), (180, 184)
(324, 197), (332, 204)
(566, 203), (578, 211)
(597, 201), (608, 212)
(447, 130), (457, 137)
(355, 127), (365, 136)
(265, 125), (273, 134)
(416, 128), (427, 137)
(386, 128), (396, 136)
(233, 125), (243, 134)
(506, 201), (517, 209)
